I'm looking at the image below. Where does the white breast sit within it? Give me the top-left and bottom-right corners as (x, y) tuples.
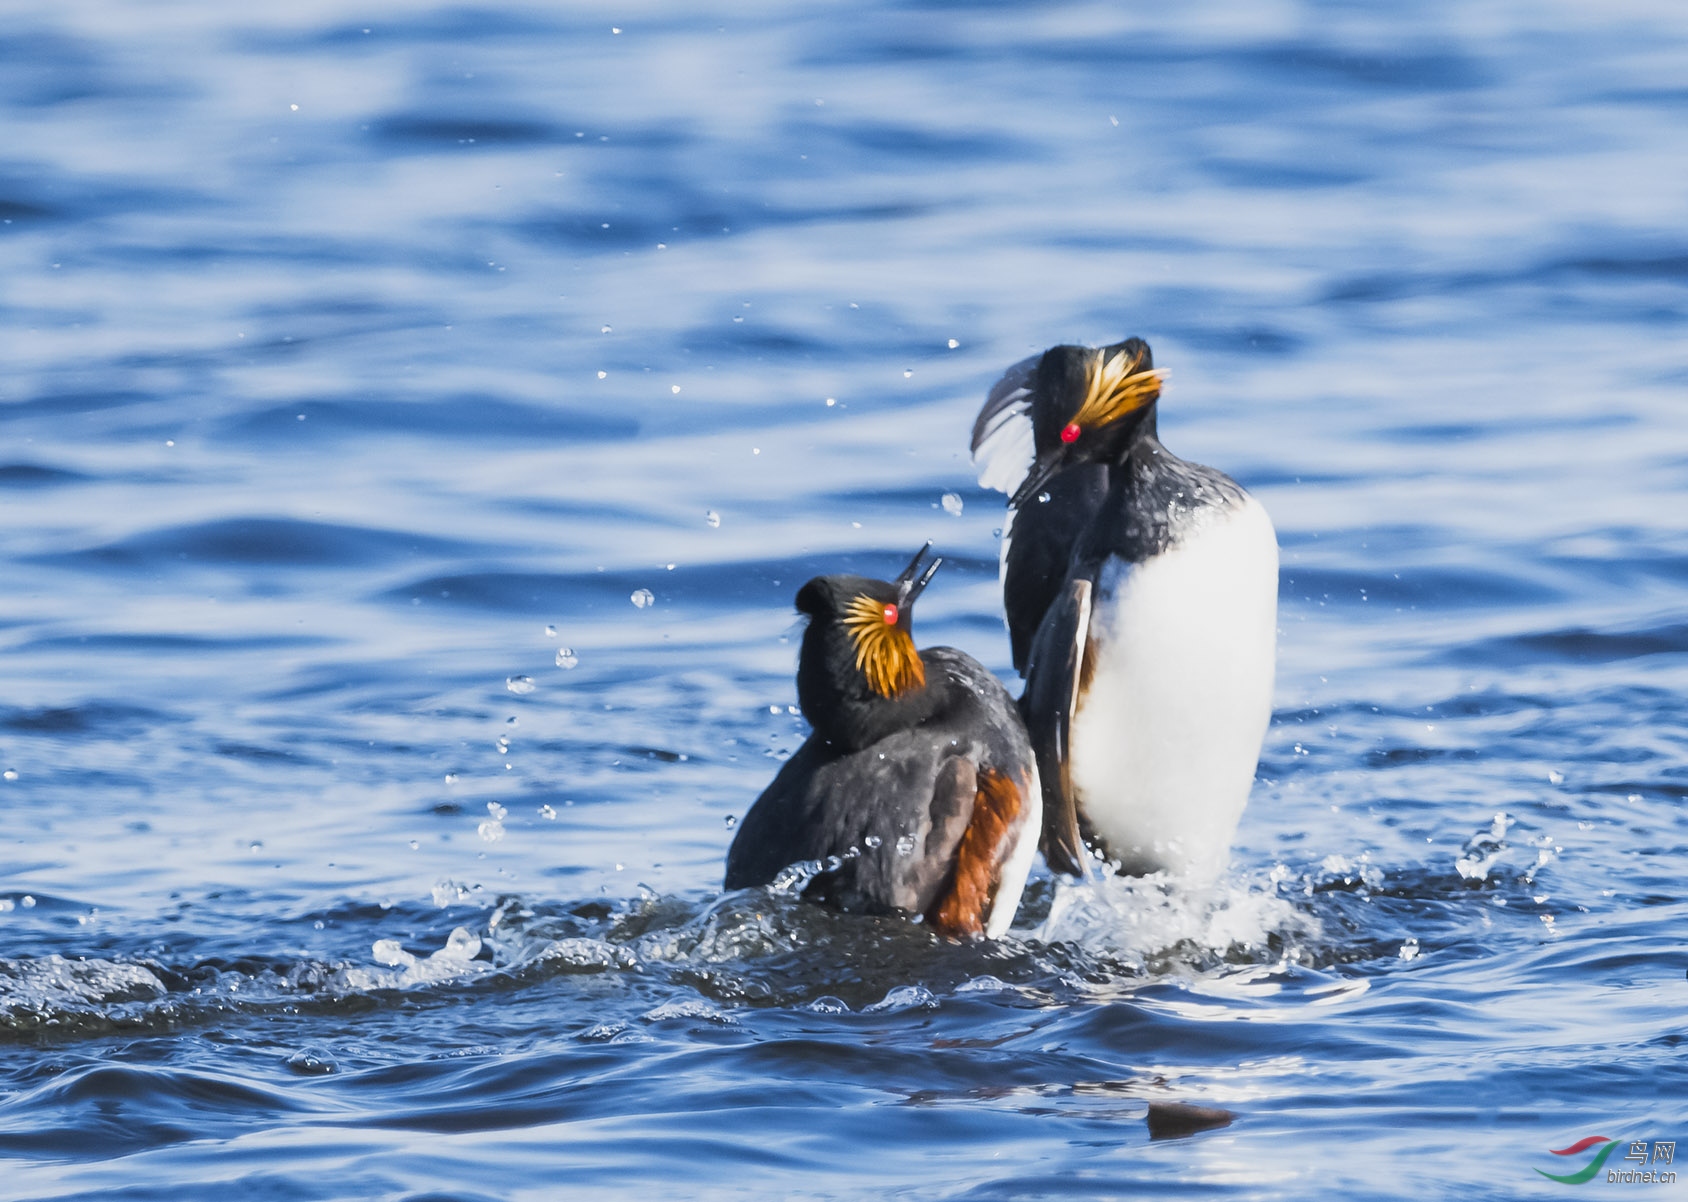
(1066, 495), (1278, 882)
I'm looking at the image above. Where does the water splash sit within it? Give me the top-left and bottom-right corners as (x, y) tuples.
(1455, 812), (1511, 883)
(1034, 868), (1320, 974)
(0, 955), (167, 1025)
(348, 927), (489, 990)
(865, 984), (937, 1013)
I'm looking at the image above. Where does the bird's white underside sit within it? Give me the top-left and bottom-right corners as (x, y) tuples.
(1067, 496), (1278, 882)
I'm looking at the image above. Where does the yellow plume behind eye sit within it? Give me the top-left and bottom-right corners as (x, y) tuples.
(841, 594), (926, 698)
(1072, 347), (1165, 432)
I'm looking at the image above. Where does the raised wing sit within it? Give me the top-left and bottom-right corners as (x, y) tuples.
(969, 353), (1039, 496)
(1018, 576), (1092, 877)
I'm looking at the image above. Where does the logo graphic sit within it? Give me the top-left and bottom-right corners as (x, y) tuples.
(1537, 1137), (1619, 1184)
(1537, 1136), (1676, 1186)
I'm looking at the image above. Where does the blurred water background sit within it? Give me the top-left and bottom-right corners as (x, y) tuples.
(2, 1), (1686, 1198)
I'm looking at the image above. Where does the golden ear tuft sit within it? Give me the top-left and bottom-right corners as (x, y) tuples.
(841, 594), (926, 698)
(1071, 347), (1165, 432)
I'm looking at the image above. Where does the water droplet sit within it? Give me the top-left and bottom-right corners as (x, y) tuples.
(20, 895), (36, 909)
(1547, 770), (1564, 784)
(539, 804), (557, 820)
(439, 927), (481, 961)
(506, 675), (535, 695)
(941, 492), (963, 516)
(1, 770), (15, 782)
(601, 325), (612, 334)
(787, 705), (799, 715)
(409, 839), (420, 850)
(902, 369), (913, 378)
(496, 736), (510, 753)
(724, 814), (738, 828)
(824, 397), (836, 407)
(1398, 938), (1420, 961)
(895, 834), (917, 856)
(545, 624), (558, 637)
(555, 647), (579, 669)
(597, 370), (607, 379)
(705, 510), (720, 528)
(670, 384), (681, 394)
(444, 773), (458, 784)
(864, 834), (882, 849)
(1037, 491), (1051, 504)
(947, 338), (959, 349)
(630, 588), (654, 609)
(286, 1048), (338, 1076)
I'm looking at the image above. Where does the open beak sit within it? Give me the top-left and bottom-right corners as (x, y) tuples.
(1009, 448), (1066, 509)
(894, 541), (943, 609)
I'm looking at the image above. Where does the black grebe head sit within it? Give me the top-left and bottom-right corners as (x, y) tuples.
(794, 543), (942, 748)
(1010, 338), (1164, 508)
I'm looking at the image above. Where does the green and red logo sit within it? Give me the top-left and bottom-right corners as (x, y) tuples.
(1537, 1136), (1620, 1184)
(1537, 1136), (1677, 1185)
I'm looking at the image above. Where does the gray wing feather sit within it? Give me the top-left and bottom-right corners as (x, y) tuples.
(1019, 577), (1092, 876)
(890, 756), (976, 912)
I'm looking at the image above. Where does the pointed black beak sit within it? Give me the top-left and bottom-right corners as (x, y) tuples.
(894, 541), (933, 587)
(894, 541), (942, 609)
(1009, 448), (1066, 509)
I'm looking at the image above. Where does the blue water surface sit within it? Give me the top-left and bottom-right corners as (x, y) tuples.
(3, 2), (1686, 1198)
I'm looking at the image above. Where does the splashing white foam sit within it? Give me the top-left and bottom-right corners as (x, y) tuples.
(344, 927), (491, 990)
(866, 984), (938, 1013)
(0, 955), (168, 1018)
(643, 998), (736, 1024)
(1032, 868), (1318, 971)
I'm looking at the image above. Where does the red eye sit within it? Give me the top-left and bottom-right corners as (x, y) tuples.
(1060, 422), (1081, 444)
(882, 603), (899, 625)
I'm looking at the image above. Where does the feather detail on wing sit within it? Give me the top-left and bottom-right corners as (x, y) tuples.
(927, 767), (1026, 939)
(997, 501), (1017, 604)
(1019, 577), (1093, 877)
(969, 353), (1039, 496)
